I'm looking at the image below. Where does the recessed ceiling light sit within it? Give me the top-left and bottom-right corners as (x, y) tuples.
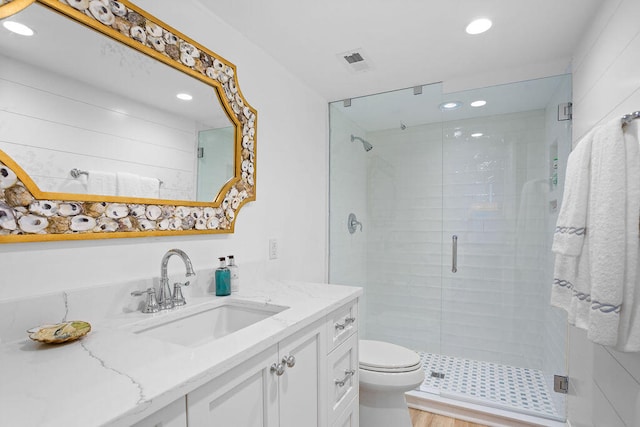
(439, 101), (462, 111)
(2, 21), (34, 36)
(176, 93), (193, 101)
(471, 132), (484, 138)
(466, 18), (492, 35)
(470, 100), (487, 107)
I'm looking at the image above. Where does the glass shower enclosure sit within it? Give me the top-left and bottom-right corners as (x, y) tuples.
(329, 75), (571, 421)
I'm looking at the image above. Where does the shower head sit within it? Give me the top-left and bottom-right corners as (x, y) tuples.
(351, 134), (373, 152)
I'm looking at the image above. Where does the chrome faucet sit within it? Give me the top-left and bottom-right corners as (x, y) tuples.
(159, 249), (196, 310)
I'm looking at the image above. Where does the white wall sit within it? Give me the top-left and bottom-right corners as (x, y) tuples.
(568, 0), (640, 425)
(0, 0), (329, 300)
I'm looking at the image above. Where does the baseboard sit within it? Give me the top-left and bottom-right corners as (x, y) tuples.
(406, 391), (568, 427)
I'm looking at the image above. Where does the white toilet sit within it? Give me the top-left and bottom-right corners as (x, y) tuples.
(359, 340), (425, 427)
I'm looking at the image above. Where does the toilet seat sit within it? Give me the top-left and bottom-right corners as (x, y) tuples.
(359, 340), (422, 373)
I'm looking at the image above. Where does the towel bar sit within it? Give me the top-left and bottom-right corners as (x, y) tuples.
(69, 168), (163, 186)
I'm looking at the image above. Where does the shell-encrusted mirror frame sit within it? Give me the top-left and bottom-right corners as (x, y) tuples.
(0, 0), (256, 242)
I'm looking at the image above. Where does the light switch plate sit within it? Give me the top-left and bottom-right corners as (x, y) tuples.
(269, 238), (278, 260)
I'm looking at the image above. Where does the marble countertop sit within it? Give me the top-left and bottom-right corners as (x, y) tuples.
(0, 279), (361, 427)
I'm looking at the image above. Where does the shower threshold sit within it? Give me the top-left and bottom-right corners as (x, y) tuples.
(407, 352), (565, 427)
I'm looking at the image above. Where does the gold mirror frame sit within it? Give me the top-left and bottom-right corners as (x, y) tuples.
(0, 0), (257, 242)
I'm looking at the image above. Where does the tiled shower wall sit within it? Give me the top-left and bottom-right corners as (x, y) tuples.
(363, 110), (554, 370)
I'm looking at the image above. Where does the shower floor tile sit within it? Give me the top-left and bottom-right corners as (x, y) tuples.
(417, 352), (562, 420)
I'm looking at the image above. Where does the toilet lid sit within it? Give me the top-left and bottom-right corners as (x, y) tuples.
(359, 340), (422, 373)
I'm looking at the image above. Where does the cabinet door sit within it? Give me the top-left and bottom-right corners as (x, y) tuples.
(187, 346), (279, 427)
(278, 323), (327, 427)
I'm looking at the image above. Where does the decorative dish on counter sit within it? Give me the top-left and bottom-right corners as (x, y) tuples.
(27, 321), (91, 344)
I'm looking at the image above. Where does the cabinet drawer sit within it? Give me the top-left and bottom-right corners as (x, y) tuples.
(327, 332), (358, 425)
(327, 300), (358, 351)
(332, 394), (358, 427)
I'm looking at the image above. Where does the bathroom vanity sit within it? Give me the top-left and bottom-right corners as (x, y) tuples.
(0, 278), (361, 427)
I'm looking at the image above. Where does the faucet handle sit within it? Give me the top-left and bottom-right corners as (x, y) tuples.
(131, 288), (160, 313)
(172, 281), (190, 306)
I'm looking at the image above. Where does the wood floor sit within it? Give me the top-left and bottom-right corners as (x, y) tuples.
(409, 408), (488, 427)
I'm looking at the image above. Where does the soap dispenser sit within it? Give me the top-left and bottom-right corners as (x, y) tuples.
(215, 256), (231, 296)
(227, 255), (239, 293)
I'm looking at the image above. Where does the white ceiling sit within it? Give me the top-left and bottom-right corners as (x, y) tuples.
(201, 0), (602, 102)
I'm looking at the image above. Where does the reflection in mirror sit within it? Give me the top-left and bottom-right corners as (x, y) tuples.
(0, 2), (235, 202)
(197, 127), (234, 201)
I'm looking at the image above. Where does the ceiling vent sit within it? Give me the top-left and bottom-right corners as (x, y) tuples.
(344, 52), (364, 64)
(338, 48), (372, 73)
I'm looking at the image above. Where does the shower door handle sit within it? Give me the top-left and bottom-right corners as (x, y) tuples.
(452, 235), (458, 273)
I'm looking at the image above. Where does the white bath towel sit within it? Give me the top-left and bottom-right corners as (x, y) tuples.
(616, 120), (640, 352)
(139, 176), (160, 199)
(87, 170), (116, 196)
(585, 118), (627, 345)
(552, 117), (633, 349)
(116, 172), (142, 197)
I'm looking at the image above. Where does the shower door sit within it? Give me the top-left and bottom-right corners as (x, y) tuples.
(328, 75), (570, 421)
(438, 75), (571, 420)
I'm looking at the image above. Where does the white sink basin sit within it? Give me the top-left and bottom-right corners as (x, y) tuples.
(133, 302), (288, 347)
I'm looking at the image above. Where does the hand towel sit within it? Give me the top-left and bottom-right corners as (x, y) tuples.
(551, 124), (595, 323)
(116, 172), (142, 197)
(87, 170), (116, 196)
(551, 128), (594, 256)
(139, 176), (160, 199)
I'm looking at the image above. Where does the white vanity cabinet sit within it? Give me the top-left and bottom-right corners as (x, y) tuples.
(187, 322), (326, 427)
(186, 298), (359, 427)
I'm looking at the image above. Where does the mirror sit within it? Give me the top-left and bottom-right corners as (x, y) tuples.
(0, 0), (256, 241)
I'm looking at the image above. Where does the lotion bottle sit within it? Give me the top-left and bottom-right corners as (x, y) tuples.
(215, 256), (231, 296)
(227, 255), (239, 293)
